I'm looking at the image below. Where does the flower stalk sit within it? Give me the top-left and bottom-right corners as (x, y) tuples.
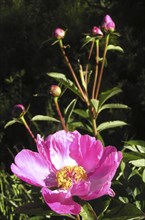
(20, 116), (36, 143)
(92, 39), (99, 99)
(58, 40), (89, 105)
(53, 97), (67, 131)
(85, 39), (95, 89)
(95, 34), (110, 99)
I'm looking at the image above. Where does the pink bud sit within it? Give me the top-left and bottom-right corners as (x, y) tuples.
(50, 85), (61, 97)
(54, 28), (65, 39)
(101, 15), (115, 32)
(12, 104), (25, 118)
(92, 26), (103, 37)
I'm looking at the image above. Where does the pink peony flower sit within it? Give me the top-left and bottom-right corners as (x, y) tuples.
(92, 26), (103, 37)
(11, 130), (122, 215)
(101, 15), (115, 32)
(54, 28), (65, 39)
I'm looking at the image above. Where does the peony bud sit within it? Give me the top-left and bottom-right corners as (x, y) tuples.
(12, 104), (25, 118)
(92, 26), (103, 37)
(50, 85), (61, 97)
(54, 28), (65, 39)
(101, 15), (115, 33)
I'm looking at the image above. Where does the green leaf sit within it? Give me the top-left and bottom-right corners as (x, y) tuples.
(81, 36), (94, 48)
(70, 121), (93, 133)
(90, 99), (99, 113)
(64, 99), (77, 124)
(124, 140), (145, 153)
(73, 109), (89, 118)
(129, 159), (145, 167)
(4, 119), (18, 129)
(97, 120), (127, 132)
(107, 44), (124, 53)
(80, 202), (97, 220)
(99, 87), (122, 108)
(31, 115), (60, 123)
(98, 103), (130, 113)
(47, 72), (82, 98)
(103, 202), (145, 220)
(142, 169), (145, 183)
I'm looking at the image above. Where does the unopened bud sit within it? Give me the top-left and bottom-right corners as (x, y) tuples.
(54, 28), (65, 39)
(12, 104), (25, 118)
(101, 15), (115, 33)
(92, 26), (103, 38)
(50, 85), (61, 97)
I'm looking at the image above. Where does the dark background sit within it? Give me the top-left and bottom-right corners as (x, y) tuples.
(0, 0), (145, 169)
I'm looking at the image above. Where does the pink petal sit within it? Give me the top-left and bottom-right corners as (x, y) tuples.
(70, 180), (90, 197)
(70, 131), (103, 172)
(81, 181), (113, 200)
(11, 149), (55, 187)
(80, 148), (122, 200)
(41, 187), (81, 215)
(45, 130), (77, 170)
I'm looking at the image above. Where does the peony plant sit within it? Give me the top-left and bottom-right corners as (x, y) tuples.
(5, 14), (145, 220)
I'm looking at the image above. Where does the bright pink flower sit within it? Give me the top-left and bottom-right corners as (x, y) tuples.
(92, 26), (103, 37)
(54, 28), (65, 39)
(102, 15), (115, 32)
(11, 130), (122, 215)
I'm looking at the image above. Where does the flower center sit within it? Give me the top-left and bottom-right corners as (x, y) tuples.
(56, 165), (87, 190)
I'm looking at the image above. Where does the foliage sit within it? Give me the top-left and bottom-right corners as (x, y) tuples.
(1, 0), (145, 219)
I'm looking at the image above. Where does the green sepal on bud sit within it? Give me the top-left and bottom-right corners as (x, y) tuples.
(50, 85), (62, 97)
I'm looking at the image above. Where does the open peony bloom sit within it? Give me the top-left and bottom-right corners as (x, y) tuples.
(102, 15), (115, 32)
(11, 130), (122, 215)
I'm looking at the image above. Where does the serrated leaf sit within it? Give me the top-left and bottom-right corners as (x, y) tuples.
(73, 109), (89, 118)
(107, 44), (124, 53)
(31, 115), (60, 123)
(98, 103), (130, 113)
(64, 99), (77, 124)
(129, 159), (145, 167)
(47, 72), (82, 98)
(97, 120), (127, 132)
(90, 99), (99, 113)
(99, 87), (122, 108)
(4, 119), (18, 129)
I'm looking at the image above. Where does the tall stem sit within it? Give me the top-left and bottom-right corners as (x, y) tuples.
(59, 40), (88, 104)
(92, 39), (99, 99)
(95, 34), (110, 99)
(20, 116), (36, 143)
(54, 97), (67, 131)
(85, 40), (95, 89)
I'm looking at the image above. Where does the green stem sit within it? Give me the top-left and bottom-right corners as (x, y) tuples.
(54, 97), (67, 131)
(20, 116), (36, 143)
(59, 40), (88, 104)
(95, 34), (110, 99)
(85, 40), (95, 90)
(92, 39), (99, 99)
(91, 113), (97, 138)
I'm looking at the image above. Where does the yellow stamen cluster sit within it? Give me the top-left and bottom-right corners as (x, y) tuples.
(56, 165), (87, 190)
